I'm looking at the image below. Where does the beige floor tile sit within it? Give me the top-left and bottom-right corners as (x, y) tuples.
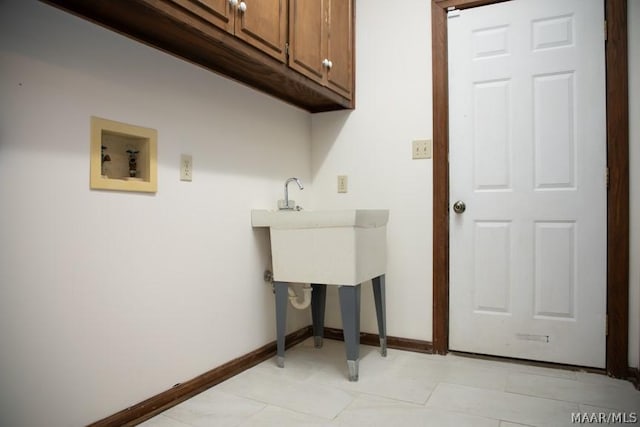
(216, 368), (355, 420)
(238, 406), (334, 427)
(335, 394), (499, 427)
(142, 338), (639, 427)
(506, 372), (640, 412)
(425, 382), (579, 427)
(160, 389), (265, 427)
(138, 414), (193, 427)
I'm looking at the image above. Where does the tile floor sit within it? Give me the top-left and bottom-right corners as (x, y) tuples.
(140, 338), (640, 427)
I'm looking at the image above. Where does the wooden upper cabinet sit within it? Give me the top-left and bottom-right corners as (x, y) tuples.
(41, 0), (353, 111)
(289, 0), (326, 81)
(289, 0), (354, 100)
(170, 0), (233, 32)
(326, 0), (353, 99)
(170, 0), (287, 62)
(235, 0), (288, 62)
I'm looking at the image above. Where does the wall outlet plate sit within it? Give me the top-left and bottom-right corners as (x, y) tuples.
(180, 154), (192, 181)
(338, 175), (348, 193)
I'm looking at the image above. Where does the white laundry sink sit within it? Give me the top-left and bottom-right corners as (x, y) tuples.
(251, 209), (389, 285)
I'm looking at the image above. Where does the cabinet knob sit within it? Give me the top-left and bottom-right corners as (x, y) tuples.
(322, 58), (330, 68)
(327, 60), (333, 69)
(229, 0), (238, 7)
(238, 1), (247, 12)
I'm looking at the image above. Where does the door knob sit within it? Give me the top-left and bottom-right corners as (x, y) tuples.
(238, 1), (247, 12)
(229, 0), (238, 6)
(453, 200), (466, 214)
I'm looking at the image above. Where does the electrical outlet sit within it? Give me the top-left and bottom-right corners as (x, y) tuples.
(337, 175), (348, 193)
(180, 154), (192, 181)
(412, 139), (432, 159)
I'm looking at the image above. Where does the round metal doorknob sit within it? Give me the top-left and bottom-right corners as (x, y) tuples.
(238, 1), (247, 12)
(453, 200), (466, 214)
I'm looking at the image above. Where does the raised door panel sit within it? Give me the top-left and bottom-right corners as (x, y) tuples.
(326, 0), (353, 99)
(448, 0), (606, 368)
(289, 0), (326, 82)
(235, 0), (288, 62)
(169, 0), (233, 33)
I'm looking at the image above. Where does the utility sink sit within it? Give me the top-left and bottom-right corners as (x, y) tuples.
(251, 209), (389, 285)
(253, 208), (390, 381)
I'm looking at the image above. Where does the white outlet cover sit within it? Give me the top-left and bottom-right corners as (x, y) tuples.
(337, 175), (348, 193)
(180, 154), (192, 181)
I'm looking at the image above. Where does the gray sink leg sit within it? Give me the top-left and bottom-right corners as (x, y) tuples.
(311, 284), (327, 348)
(274, 281), (288, 368)
(372, 275), (388, 357)
(339, 284), (361, 381)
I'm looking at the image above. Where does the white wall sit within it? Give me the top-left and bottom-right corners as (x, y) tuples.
(1, 1), (637, 425)
(0, 1), (312, 426)
(629, 0), (640, 370)
(311, 0), (433, 340)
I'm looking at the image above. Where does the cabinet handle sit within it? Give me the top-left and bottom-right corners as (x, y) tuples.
(238, 1), (247, 12)
(327, 60), (333, 70)
(322, 58), (330, 68)
(229, 0), (238, 7)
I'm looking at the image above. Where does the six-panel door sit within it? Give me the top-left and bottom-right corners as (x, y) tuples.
(448, 0), (607, 368)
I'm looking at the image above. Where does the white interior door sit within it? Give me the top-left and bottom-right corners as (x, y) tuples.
(448, 0), (606, 368)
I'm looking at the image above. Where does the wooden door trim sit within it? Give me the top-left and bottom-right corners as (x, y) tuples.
(431, 0), (629, 377)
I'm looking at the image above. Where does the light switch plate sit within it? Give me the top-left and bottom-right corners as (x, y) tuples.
(180, 154), (192, 181)
(412, 139), (432, 159)
(337, 175), (348, 193)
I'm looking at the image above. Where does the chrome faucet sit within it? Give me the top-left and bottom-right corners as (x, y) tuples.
(278, 177), (304, 210)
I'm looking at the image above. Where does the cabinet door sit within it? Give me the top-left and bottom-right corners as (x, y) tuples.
(235, 0), (288, 62)
(170, 0), (234, 33)
(288, 0), (326, 82)
(326, 0), (353, 98)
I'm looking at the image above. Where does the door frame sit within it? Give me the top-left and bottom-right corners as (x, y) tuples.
(431, 0), (629, 377)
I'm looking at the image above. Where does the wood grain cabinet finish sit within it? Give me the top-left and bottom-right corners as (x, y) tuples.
(289, 0), (354, 99)
(39, 0), (353, 112)
(170, 0), (287, 62)
(234, 0), (288, 62)
(168, 0), (233, 32)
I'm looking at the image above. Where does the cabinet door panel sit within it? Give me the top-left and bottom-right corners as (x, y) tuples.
(327, 0), (353, 98)
(289, 0), (326, 82)
(236, 0), (288, 62)
(169, 0), (233, 33)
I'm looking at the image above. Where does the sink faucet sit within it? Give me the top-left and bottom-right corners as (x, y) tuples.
(278, 177), (304, 210)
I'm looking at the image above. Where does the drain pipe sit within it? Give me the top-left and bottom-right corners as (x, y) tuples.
(264, 270), (312, 310)
(288, 284), (313, 310)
